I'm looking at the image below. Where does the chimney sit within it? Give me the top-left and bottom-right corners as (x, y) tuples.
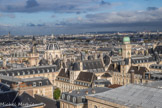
(114, 63), (117, 69)
(77, 91), (80, 94)
(92, 89), (96, 94)
(138, 65), (140, 71)
(3, 59), (7, 67)
(69, 90), (72, 93)
(94, 53), (98, 59)
(85, 91), (88, 95)
(148, 73), (151, 79)
(80, 62), (83, 71)
(130, 70), (134, 83)
(142, 72), (145, 79)
(65, 67), (68, 73)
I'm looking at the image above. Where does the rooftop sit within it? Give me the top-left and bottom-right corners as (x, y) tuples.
(88, 84), (162, 108)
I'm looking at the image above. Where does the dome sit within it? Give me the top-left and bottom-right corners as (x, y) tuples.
(123, 37), (130, 43)
(46, 42), (60, 50)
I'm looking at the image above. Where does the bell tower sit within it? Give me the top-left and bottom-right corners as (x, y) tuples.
(122, 37), (131, 59)
(28, 37), (39, 66)
(121, 37), (132, 74)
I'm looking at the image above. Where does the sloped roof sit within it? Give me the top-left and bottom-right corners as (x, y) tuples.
(58, 69), (70, 78)
(108, 64), (120, 72)
(76, 72), (97, 82)
(128, 66), (148, 75)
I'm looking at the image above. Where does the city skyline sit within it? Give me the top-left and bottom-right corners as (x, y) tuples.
(0, 0), (162, 35)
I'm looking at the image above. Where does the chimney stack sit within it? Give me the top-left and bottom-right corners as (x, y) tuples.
(138, 65), (140, 71)
(92, 89), (96, 94)
(130, 70), (134, 83)
(114, 63), (117, 69)
(80, 62), (83, 71)
(85, 91), (88, 95)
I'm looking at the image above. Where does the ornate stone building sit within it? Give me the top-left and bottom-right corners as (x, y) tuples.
(45, 42), (62, 63)
(56, 59), (112, 92)
(0, 76), (53, 98)
(109, 37), (161, 85)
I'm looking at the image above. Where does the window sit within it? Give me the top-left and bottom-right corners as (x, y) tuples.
(73, 97), (76, 103)
(67, 95), (70, 101)
(62, 94), (65, 99)
(46, 81), (49, 85)
(33, 70), (35, 74)
(39, 82), (42, 86)
(47, 69), (49, 72)
(33, 82), (36, 87)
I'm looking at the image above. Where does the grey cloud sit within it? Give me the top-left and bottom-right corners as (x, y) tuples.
(27, 23), (46, 27)
(100, 0), (111, 5)
(25, 0), (39, 8)
(0, 0), (112, 13)
(0, 13), (15, 18)
(147, 7), (158, 11)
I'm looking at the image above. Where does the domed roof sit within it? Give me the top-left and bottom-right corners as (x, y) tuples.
(46, 42), (60, 50)
(123, 37), (130, 43)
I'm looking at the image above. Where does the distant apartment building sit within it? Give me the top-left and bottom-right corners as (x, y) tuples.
(0, 76), (53, 98)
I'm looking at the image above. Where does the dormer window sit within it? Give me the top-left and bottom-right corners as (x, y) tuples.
(67, 95), (70, 101)
(33, 70), (35, 74)
(42, 69), (45, 73)
(47, 69), (49, 72)
(38, 70), (40, 74)
(33, 82), (36, 87)
(39, 82), (42, 86)
(62, 94), (65, 99)
(73, 97), (76, 103)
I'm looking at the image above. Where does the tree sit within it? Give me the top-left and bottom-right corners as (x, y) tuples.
(53, 88), (61, 100)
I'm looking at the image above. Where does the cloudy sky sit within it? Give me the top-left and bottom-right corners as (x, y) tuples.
(0, 0), (162, 35)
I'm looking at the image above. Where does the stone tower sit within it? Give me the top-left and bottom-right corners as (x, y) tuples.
(121, 37), (132, 74)
(122, 37), (131, 59)
(28, 37), (39, 66)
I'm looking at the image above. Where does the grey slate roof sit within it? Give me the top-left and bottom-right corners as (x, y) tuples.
(15, 92), (44, 107)
(76, 72), (97, 82)
(35, 94), (58, 108)
(88, 84), (162, 108)
(83, 59), (105, 72)
(61, 87), (111, 104)
(0, 65), (58, 76)
(144, 81), (162, 88)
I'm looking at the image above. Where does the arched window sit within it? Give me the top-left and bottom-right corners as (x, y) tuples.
(67, 95), (70, 101)
(73, 97), (76, 103)
(62, 94), (65, 99)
